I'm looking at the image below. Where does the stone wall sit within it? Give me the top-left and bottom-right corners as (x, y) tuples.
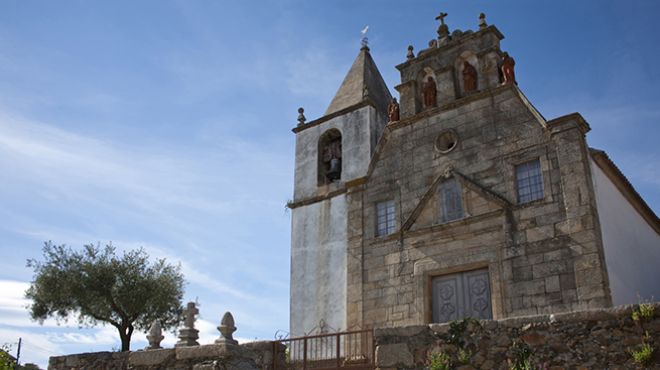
(374, 303), (660, 369)
(48, 341), (280, 370)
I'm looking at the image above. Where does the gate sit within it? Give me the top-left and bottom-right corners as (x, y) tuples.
(271, 329), (374, 370)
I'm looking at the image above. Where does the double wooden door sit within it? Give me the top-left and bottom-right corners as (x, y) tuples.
(432, 268), (492, 323)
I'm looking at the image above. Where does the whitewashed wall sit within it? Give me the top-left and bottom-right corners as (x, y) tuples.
(590, 158), (660, 305)
(290, 195), (347, 336)
(290, 105), (385, 336)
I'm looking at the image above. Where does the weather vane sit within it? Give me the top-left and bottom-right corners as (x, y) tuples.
(361, 25), (369, 48)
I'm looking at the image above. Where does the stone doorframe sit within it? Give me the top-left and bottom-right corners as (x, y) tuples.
(413, 259), (505, 323)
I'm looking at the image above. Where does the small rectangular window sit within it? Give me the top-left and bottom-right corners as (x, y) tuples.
(516, 159), (544, 203)
(440, 178), (464, 222)
(376, 200), (396, 236)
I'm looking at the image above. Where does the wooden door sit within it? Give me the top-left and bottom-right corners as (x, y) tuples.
(432, 268), (492, 323)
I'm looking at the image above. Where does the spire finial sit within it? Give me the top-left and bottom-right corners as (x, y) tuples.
(360, 25), (369, 50)
(297, 107), (306, 126)
(406, 45), (414, 60)
(479, 13), (487, 29)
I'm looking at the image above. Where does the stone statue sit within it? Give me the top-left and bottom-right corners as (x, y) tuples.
(501, 53), (516, 85)
(422, 76), (437, 108)
(462, 61), (478, 93)
(146, 321), (164, 350)
(215, 311), (238, 346)
(388, 98), (400, 123)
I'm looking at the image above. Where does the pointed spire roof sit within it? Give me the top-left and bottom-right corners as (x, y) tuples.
(324, 46), (392, 116)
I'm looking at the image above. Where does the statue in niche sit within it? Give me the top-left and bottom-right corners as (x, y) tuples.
(322, 138), (342, 181)
(388, 98), (400, 123)
(462, 61), (478, 93)
(501, 52), (517, 85)
(422, 76), (437, 108)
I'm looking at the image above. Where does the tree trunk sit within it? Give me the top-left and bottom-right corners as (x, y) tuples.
(117, 324), (134, 352)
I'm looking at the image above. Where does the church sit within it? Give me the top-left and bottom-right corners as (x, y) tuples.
(287, 11), (660, 337)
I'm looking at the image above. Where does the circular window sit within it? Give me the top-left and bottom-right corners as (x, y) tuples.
(435, 130), (458, 153)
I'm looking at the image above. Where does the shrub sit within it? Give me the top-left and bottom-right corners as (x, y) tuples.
(427, 351), (451, 370)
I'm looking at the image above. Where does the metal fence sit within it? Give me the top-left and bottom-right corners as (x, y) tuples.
(271, 329), (374, 370)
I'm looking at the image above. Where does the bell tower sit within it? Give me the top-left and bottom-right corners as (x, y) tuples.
(288, 44), (392, 336)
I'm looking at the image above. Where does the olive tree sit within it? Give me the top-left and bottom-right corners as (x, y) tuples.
(26, 242), (185, 351)
(0, 344), (15, 370)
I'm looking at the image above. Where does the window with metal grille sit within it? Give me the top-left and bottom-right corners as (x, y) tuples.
(440, 178), (464, 222)
(376, 200), (396, 236)
(516, 159), (544, 203)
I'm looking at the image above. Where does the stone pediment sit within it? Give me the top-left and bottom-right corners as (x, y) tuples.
(402, 168), (511, 232)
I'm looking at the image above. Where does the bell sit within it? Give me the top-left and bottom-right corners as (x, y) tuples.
(326, 158), (341, 181)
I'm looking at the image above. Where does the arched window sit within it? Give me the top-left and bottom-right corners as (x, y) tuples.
(318, 129), (342, 185)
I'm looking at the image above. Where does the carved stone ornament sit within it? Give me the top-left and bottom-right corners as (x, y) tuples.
(406, 45), (414, 60)
(297, 107), (306, 126)
(479, 13), (487, 29)
(215, 311), (238, 345)
(175, 302), (200, 347)
(146, 321), (164, 350)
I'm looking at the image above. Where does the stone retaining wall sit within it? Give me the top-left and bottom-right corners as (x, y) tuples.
(48, 341), (280, 370)
(374, 303), (659, 369)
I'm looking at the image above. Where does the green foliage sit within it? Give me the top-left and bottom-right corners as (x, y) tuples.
(0, 344), (16, 370)
(631, 342), (654, 366)
(427, 351), (451, 370)
(457, 348), (472, 364)
(446, 317), (479, 347)
(26, 242), (185, 351)
(508, 339), (544, 370)
(632, 303), (655, 322)
(630, 331), (654, 367)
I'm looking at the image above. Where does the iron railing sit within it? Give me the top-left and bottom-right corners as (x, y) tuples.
(271, 329), (374, 370)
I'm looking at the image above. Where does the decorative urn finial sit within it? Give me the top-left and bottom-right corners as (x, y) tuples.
(215, 311), (238, 345)
(297, 107), (306, 126)
(406, 45), (414, 60)
(146, 321), (164, 350)
(479, 13), (487, 29)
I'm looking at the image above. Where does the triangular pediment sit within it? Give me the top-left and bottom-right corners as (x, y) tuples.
(403, 169), (511, 232)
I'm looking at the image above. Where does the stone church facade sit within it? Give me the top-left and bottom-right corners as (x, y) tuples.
(288, 13), (660, 337)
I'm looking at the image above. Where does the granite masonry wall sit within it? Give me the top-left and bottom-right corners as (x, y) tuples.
(374, 303), (660, 369)
(48, 341), (281, 370)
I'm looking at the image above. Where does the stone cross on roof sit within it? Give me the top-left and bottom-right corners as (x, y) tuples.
(435, 12), (448, 26)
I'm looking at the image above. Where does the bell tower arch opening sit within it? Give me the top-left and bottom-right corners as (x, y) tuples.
(318, 129), (342, 185)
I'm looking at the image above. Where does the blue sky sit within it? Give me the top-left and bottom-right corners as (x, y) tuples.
(0, 1), (659, 367)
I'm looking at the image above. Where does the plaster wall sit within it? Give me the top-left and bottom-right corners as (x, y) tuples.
(290, 195), (347, 337)
(590, 158), (660, 305)
(293, 106), (377, 201)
